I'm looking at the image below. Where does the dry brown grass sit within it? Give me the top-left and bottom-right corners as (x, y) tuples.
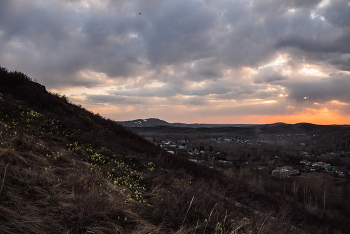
(0, 132), (132, 233)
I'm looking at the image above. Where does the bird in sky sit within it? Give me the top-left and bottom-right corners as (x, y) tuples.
(139, 13), (141, 15)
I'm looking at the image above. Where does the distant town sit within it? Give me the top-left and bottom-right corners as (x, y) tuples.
(120, 118), (350, 179)
(146, 134), (350, 179)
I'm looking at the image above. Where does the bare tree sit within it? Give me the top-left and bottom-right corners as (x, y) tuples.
(323, 187), (327, 210)
(291, 180), (298, 196)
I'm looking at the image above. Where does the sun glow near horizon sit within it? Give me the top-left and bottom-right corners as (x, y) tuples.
(54, 83), (350, 126)
(74, 96), (350, 125)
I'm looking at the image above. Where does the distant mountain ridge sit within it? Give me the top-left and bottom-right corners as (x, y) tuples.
(117, 118), (172, 127)
(117, 118), (258, 128)
(119, 119), (350, 137)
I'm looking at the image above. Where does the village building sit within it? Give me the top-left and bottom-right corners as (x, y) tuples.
(335, 166), (350, 176)
(272, 166), (300, 179)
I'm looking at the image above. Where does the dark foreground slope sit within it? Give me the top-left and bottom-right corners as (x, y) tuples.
(0, 67), (348, 233)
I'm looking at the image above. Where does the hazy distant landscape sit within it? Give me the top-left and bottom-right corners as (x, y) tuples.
(120, 117), (350, 232)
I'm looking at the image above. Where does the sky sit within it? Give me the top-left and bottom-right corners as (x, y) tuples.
(0, 0), (350, 124)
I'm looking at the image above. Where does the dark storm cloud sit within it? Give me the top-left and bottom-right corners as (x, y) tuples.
(85, 93), (208, 107)
(319, 0), (350, 27)
(185, 59), (223, 81)
(66, 0), (82, 3)
(210, 82), (284, 101)
(190, 84), (230, 96)
(0, 0), (147, 87)
(285, 0), (322, 9)
(86, 94), (144, 105)
(0, 0), (89, 86)
(275, 0), (350, 72)
(285, 75), (350, 103)
(0, 1), (69, 44)
(0, 0), (339, 82)
(141, 0), (217, 65)
(110, 82), (184, 97)
(0, 0), (350, 121)
(321, 51), (350, 72)
(253, 67), (288, 84)
(216, 2), (277, 68)
(109, 79), (231, 98)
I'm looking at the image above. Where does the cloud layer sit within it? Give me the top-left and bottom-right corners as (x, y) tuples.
(1, 0), (350, 124)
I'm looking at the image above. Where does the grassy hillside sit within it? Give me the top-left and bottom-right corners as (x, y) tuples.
(0, 66), (348, 233)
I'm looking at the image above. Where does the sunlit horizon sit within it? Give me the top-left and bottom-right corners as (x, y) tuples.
(84, 101), (350, 126)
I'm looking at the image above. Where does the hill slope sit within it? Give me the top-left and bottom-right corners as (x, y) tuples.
(0, 66), (348, 233)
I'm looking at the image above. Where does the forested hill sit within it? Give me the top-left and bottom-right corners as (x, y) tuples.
(0, 66), (348, 233)
(122, 119), (350, 138)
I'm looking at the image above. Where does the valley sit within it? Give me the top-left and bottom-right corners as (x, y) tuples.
(122, 120), (350, 226)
